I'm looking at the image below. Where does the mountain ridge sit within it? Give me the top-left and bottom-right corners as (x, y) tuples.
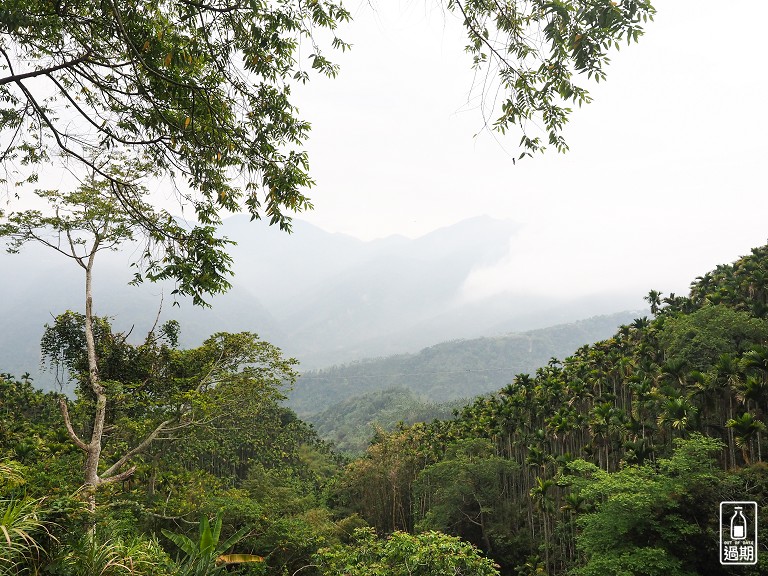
(288, 310), (647, 417)
(0, 215), (644, 388)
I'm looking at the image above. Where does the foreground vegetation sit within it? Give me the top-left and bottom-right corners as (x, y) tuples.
(5, 245), (768, 574)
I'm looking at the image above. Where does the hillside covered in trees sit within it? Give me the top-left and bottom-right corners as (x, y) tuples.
(296, 312), (643, 455)
(334, 245), (768, 574)
(291, 311), (643, 416)
(4, 245), (768, 574)
(305, 388), (466, 455)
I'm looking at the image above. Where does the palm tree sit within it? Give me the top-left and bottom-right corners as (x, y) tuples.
(661, 358), (688, 389)
(623, 437), (654, 465)
(740, 347), (768, 411)
(644, 290), (662, 316)
(560, 488), (587, 558)
(712, 353), (743, 467)
(589, 403), (616, 470)
(530, 477), (556, 570)
(657, 396), (697, 442)
(727, 412), (766, 464)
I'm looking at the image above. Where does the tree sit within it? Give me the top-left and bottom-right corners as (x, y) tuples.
(0, 176), (176, 517)
(414, 438), (518, 555)
(658, 305), (768, 372)
(0, 176), (274, 520)
(569, 435), (724, 576)
(0, 0), (353, 301)
(645, 290), (662, 316)
(447, 0), (656, 158)
(1, 0), (656, 301)
(333, 425), (434, 533)
(314, 527), (500, 576)
(726, 412), (766, 465)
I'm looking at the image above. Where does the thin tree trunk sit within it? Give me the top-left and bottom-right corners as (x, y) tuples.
(729, 395), (736, 469)
(83, 253), (104, 524)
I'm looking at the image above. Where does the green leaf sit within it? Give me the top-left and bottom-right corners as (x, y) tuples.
(161, 529), (198, 558)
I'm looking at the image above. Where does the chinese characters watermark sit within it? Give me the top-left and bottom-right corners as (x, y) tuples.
(720, 501), (758, 565)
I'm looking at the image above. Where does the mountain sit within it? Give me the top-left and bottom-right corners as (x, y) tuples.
(288, 310), (647, 417)
(0, 215), (643, 390)
(305, 388), (466, 455)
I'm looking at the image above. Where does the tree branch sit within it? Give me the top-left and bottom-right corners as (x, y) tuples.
(0, 53), (92, 86)
(46, 73), (166, 146)
(99, 465), (136, 485)
(100, 419), (172, 479)
(58, 397), (89, 451)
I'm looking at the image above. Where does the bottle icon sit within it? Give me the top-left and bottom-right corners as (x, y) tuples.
(731, 506), (748, 540)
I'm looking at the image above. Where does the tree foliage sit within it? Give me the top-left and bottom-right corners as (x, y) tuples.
(446, 0), (655, 158)
(9, 240), (768, 575)
(414, 438), (517, 554)
(658, 305), (768, 372)
(0, 0), (351, 303)
(0, 0), (350, 206)
(569, 436), (722, 576)
(314, 527), (500, 576)
(333, 245), (768, 574)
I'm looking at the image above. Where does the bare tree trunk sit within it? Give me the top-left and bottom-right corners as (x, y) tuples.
(83, 253), (107, 527)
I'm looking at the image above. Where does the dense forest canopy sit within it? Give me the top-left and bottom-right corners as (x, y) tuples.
(3, 240), (768, 574)
(8, 2), (768, 574)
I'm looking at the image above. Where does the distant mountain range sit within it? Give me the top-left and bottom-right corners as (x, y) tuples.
(0, 215), (644, 389)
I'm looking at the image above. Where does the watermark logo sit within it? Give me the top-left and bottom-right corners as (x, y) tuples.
(720, 501), (758, 565)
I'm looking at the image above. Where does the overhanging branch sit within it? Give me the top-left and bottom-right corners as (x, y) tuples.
(100, 418), (173, 479)
(0, 53), (92, 86)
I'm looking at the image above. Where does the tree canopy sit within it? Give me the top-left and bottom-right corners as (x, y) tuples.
(9, 227), (768, 576)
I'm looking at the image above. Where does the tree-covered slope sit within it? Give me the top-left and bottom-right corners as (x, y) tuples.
(336, 245), (768, 575)
(289, 311), (645, 416)
(306, 388), (466, 455)
(5, 243), (768, 576)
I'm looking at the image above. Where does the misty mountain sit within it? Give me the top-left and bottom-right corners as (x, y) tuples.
(288, 311), (646, 417)
(0, 214), (643, 389)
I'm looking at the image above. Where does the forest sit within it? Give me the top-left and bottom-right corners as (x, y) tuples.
(5, 0), (759, 573)
(291, 311), (642, 416)
(4, 245), (768, 574)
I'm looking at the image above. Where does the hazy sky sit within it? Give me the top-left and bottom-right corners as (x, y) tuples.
(5, 2), (767, 310)
(291, 1), (768, 302)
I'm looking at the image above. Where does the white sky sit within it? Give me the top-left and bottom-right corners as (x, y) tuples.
(291, 0), (768, 301)
(4, 1), (766, 308)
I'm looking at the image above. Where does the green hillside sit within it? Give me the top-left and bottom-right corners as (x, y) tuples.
(289, 311), (645, 416)
(6, 245), (768, 576)
(306, 388), (466, 455)
(337, 245), (768, 574)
